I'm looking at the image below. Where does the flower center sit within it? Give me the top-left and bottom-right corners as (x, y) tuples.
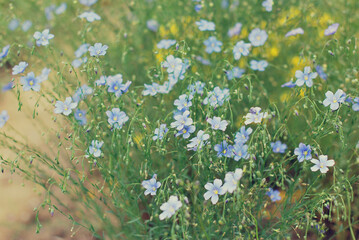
(304, 151), (307, 156)
(256, 36), (261, 41)
(304, 76), (308, 81)
(114, 86), (119, 90)
(113, 117), (118, 121)
(152, 187), (156, 191)
(223, 149), (227, 154)
(29, 80), (34, 86)
(214, 190), (218, 195)
(183, 129), (187, 133)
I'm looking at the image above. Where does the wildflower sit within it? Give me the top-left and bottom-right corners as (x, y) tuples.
(323, 89), (346, 110)
(233, 144), (249, 161)
(295, 66), (317, 87)
(188, 81), (205, 95)
(106, 108), (129, 129)
(204, 36), (222, 54)
(33, 29), (54, 46)
(142, 83), (160, 96)
(195, 56), (211, 65)
(315, 65), (328, 81)
(21, 20), (32, 32)
(228, 22), (242, 37)
(203, 87), (230, 108)
(233, 41), (251, 60)
(79, 0), (97, 6)
(75, 44), (90, 58)
(352, 97), (359, 111)
(311, 155), (335, 174)
(12, 62), (28, 75)
(244, 107), (268, 125)
(142, 175), (161, 196)
(147, 19), (159, 32)
(195, 19), (215, 31)
(262, 0), (274, 12)
(187, 130), (210, 151)
(324, 23), (339, 36)
(157, 39), (176, 49)
(214, 140), (233, 158)
(54, 97), (78, 116)
(55, 3), (67, 15)
(204, 179), (225, 204)
(107, 74), (132, 97)
(226, 67), (245, 80)
(8, 19), (19, 31)
(266, 188), (281, 202)
(72, 85), (93, 102)
(250, 60), (268, 71)
(162, 55), (183, 76)
(294, 143), (312, 162)
(74, 109), (87, 125)
(234, 126), (252, 145)
(88, 140), (104, 158)
(0, 45), (10, 60)
(89, 43), (108, 56)
(95, 76), (107, 86)
(79, 11), (101, 22)
(285, 28), (304, 37)
(248, 28), (268, 47)
(170, 110), (193, 131)
(159, 196), (182, 220)
(0, 110), (9, 128)
(72, 57), (88, 68)
(281, 81), (296, 88)
(153, 124), (168, 140)
(37, 68), (51, 82)
(2, 81), (14, 92)
(20, 72), (41, 91)
(271, 141), (287, 153)
(207, 117), (228, 131)
(176, 125), (196, 139)
(223, 168), (243, 193)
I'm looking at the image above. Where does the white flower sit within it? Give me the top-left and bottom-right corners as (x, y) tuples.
(223, 168), (243, 193)
(310, 155), (335, 174)
(159, 196), (182, 220)
(204, 179), (225, 204)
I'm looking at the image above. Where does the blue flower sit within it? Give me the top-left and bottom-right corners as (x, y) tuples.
(228, 23), (242, 37)
(285, 28), (304, 37)
(0, 110), (9, 128)
(170, 110), (193, 131)
(315, 65), (328, 81)
(153, 124), (168, 140)
(2, 81), (14, 92)
(142, 175), (161, 196)
(88, 140), (104, 158)
(142, 83), (160, 96)
(204, 36), (222, 53)
(194, 4), (202, 12)
(195, 19), (215, 31)
(8, 19), (19, 31)
(295, 66), (317, 87)
(146, 19), (159, 32)
(271, 141), (287, 153)
(187, 130), (210, 151)
(250, 60), (268, 71)
(226, 67), (245, 80)
(38, 68), (51, 82)
(203, 87), (230, 108)
(79, 0), (97, 6)
(20, 72), (41, 91)
(72, 57), (88, 68)
(75, 44), (90, 58)
(33, 29), (54, 46)
(324, 23), (339, 36)
(233, 144), (249, 161)
(0, 45), (10, 60)
(12, 61), (28, 75)
(79, 11), (101, 22)
(106, 108), (129, 129)
(159, 196), (182, 220)
(107, 74), (132, 97)
(249, 28), (268, 47)
(176, 125), (196, 139)
(95, 76), (107, 86)
(54, 97), (78, 116)
(262, 0), (274, 12)
(21, 20), (32, 32)
(352, 97), (359, 111)
(72, 85), (93, 102)
(55, 3), (67, 15)
(74, 109), (87, 125)
(234, 126), (253, 145)
(214, 140), (233, 158)
(281, 81), (296, 88)
(89, 43), (108, 56)
(266, 188), (281, 202)
(207, 116), (228, 131)
(188, 81), (205, 95)
(233, 40), (251, 60)
(162, 55), (183, 76)
(323, 89), (346, 110)
(294, 143), (312, 162)
(204, 179), (225, 204)
(223, 168), (243, 193)
(174, 94), (192, 111)
(156, 39), (176, 49)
